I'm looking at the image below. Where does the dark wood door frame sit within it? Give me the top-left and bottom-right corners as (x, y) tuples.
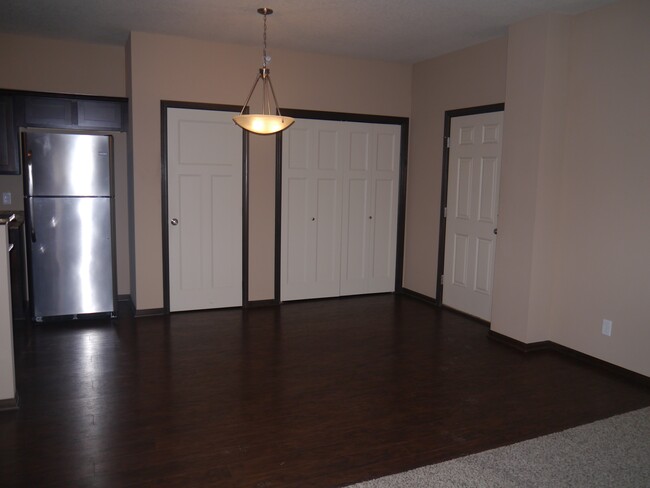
(436, 103), (505, 306)
(160, 100), (250, 313)
(274, 108), (410, 304)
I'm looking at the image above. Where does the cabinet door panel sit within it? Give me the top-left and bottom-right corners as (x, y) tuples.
(0, 96), (19, 174)
(25, 97), (74, 127)
(78, 100), (123, 130)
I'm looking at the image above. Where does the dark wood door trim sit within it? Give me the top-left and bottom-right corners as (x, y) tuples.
(275, 108), (409, 303)
(160, 100), (249, 313)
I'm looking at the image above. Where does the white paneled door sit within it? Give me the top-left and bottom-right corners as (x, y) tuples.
(340, 124), (400, 296)
(281, 118), (400, 301)
(167, 108), (243, 311)
(443, 111), (503, 321)
(281, 120), (343, 301)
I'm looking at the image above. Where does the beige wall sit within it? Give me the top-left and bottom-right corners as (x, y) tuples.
(403, 38), (508, 298)
(0, 33), (131, 295)
(492, 0), (650, 376)
(491, 14), (570, 344)
(551, 0), (650, 375)
(0, 33), (125, 97)
(128, 32), (412, 310)
(248, 135), (277, 301)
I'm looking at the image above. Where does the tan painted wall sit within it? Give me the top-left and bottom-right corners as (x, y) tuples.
(0, 33), (130, 295)
(491, 14), (570, 344)
(0, 33), (125, 97)
(551, 0), (650, 375)
(492, 0), (650, 376)
(248, 135), (277, 301)
(404, 38), (508, 298)
(128, 32), (411, 310)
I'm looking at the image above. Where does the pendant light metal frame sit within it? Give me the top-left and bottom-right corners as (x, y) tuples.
(233, 8), (295, 135)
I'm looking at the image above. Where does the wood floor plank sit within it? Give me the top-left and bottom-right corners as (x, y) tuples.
(1, 295), (649, 487)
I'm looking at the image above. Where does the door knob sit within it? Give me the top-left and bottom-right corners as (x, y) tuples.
(171, 218), (179, 226)
(493, 228), (498, 235)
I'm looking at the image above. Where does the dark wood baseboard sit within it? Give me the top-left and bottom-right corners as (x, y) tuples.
(126, 296), (165, 318)
(487, 330), (650, 388)
(551, 342), (650, 388)
(400, 288), (438, 306)
(487, 330), (553, 352)
(0, 397), (19, 411)
(246, 299), (278, 308)
(133, 307), (166, 318)
(442, 304), (491, 326)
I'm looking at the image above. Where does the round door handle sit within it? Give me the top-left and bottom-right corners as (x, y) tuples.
(311, 217), (315, 221)
(493, 228), (498, 235)
(369, 216), (373, 220)
(171, 218), (179, 226)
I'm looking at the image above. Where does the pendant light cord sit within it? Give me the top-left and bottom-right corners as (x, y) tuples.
(262, 11), (268, 68)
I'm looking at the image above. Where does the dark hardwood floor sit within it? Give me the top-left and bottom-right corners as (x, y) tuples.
(1, 294), (649, 487)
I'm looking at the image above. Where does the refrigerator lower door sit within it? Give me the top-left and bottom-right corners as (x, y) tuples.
(30, 197), (115, 319)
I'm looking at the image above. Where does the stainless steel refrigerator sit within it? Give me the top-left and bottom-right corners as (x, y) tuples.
(23, 131), (117, 321)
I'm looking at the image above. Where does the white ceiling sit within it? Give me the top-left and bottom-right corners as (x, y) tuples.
(1, 0), (614, 63)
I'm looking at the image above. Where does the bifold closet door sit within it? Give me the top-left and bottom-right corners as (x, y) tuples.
(281, 119), (400, 302)
(340, 124), (400, 295)
(281, 120), (343, 301)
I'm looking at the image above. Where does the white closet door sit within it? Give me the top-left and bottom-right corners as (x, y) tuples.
(366, 125), (400, 293)
(167, 108), (243, 311)
(281, 120), (343, 301)
(340, 124), (400, 295)
(282, 118), (400, 302)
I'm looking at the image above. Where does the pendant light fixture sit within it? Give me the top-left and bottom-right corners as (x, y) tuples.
(233, 8), (295, 135)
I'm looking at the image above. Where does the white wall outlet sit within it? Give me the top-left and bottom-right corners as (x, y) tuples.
(2, 192), (10, 205)
(602, 319), (613, 337)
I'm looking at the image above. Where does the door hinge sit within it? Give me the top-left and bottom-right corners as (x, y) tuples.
(441, 274), (445, 285)
(445, 136), (450, 148)
(444, 206), (447, 218)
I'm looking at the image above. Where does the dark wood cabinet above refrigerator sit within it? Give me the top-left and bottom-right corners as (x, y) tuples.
(0, 90), (128, 175)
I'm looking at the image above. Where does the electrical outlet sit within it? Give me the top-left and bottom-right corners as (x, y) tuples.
(602, 319), (612, 337)
(2, 192), (10, 205)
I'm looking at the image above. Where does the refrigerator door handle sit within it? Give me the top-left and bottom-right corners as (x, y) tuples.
(26, 151), (34, 196)
(29, 198), (36, 243)
(26, 155), (36, 242)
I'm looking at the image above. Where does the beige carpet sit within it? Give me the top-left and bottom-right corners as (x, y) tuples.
(346, 407), (650, 487)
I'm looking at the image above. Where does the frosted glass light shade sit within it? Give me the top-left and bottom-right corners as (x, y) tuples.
(233, 114), (295, 135)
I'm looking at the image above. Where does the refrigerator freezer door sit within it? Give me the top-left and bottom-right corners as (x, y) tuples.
(30, 197), (114, 318)
(24, 132), (112, 197)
